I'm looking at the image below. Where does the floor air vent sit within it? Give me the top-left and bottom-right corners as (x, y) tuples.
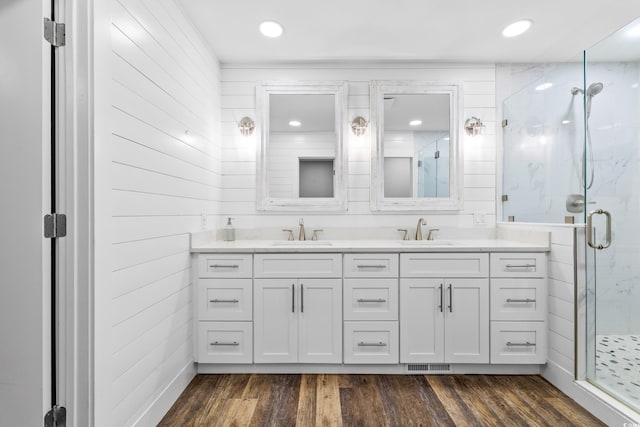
(406, 363), (452, 374)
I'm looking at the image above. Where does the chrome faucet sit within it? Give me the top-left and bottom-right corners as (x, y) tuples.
(298, 218), (306, 241)
(415, 217), (427, 240)
(426, 228), (440, 240)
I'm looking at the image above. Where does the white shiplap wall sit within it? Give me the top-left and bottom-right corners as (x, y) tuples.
(220, 64), (496, 229)
(546, 226), (577, 374)
(110, 0), (220, 425)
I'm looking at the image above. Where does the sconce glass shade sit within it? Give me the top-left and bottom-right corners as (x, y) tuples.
(238, 116), (255, 136)
(464, 116), (485, 136)
(351, 116), (368, 136)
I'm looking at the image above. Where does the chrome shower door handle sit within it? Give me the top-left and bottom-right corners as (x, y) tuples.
(586, 209), (612, 250)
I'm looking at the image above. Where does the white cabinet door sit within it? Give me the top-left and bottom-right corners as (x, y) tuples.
(444, 279), (489, 363)
(298, 279), (342, 363)
(400, 278), (444, 363)
(254, 279), (297, 363)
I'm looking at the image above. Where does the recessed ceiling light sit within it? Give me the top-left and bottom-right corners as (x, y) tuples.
(409, 120), (422, 126)
(562, 120), (571, 125)
(627, 24), (640, 38)
(259, 20), (284, 38)
(535, 82), (553, 91)
(502, 19), (533, 38)
(289, 120), (301, 127)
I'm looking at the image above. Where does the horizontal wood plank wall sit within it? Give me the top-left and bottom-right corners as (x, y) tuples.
(547, 227), (576, 375)
(220, 64), (496, 228)
(110, 0), (221, 425)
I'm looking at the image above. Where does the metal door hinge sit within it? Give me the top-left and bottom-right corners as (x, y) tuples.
(44, 18), (66, 47)
(44, 406), (66, 427)
(44, 214), (67, 238)
(502, 119), (508, 128)
(434, 150), (440, 159)
(501, 195), (509, 202)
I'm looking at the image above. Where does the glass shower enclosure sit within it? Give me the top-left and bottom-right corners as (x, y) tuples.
(502, 16), (640, 414)
(584, 18), (640, 412)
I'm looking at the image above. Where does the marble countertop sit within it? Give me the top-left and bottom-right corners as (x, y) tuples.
(190, 238), (550, 253)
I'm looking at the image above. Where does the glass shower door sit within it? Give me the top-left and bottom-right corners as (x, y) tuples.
(585, 17), (640, 411)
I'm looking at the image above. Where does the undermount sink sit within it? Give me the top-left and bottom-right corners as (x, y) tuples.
(400, 240), (455, 246)
(272, 241), (333, 246)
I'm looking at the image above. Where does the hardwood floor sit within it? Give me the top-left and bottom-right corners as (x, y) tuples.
(158, 374), (605, 427)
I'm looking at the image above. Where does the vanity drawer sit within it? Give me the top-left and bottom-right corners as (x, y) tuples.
(344, 321), (399, 364)
(197, 321), (253, 364)
(490, 278), (547, 321)
(400, 253), (488, 278)
(198, 254), (253, 278)
(198, 279), (252, 321)
(254, 254), (342, 278)
(490, 321), (546, 364)
(343, 254), (399, 277)
(490, 253), (546, 278)
(344, 279), (398, 321)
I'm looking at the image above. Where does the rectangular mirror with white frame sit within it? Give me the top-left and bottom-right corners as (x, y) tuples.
(370, 81), (464, 211)
(256, 81), (349, 211)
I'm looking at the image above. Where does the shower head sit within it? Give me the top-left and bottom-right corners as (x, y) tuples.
(587, 82), (603, 97)
(571, 83), (603, 97)
(586, 82), (603, 117)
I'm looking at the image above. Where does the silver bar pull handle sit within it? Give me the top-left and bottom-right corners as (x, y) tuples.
(438, 284), (443, 313)
(448, 284), (453, 312)
(292, 284), (295, 313)
(211, 341), (239, 346)
(505, 264), (535, 269)
(356, 264), (386, 269)
(506, 342), (536, 347)
(357, 298), (386, 303)
(587, 209), (612, 250)
(358, 341), (387, 347)
(209, 299), (239, 303)
(210, 264), (239, 269)
(506, 298), (536, 303)
(301, 283), (304, 313)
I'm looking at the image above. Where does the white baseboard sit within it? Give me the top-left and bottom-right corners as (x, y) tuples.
(197, 363), (541, 375)
(132, 361), (196, 427)
(542, 360), (640, 425)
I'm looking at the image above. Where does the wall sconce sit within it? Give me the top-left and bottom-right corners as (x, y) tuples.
(464, 116), (485, 136)
(238, 116), (255, 136)
(351, 116), (368, 136)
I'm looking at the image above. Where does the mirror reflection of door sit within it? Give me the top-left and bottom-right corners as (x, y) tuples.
(384, 157), (412, 197)
(299, 158), (334, 197)
(382, 93), (450, 198)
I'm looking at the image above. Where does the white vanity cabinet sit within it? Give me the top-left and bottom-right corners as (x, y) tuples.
(193, 245), (549, 371)
(253, 254), (342, 364)
(196, 254), (253, 364)
(489, 253), (548, 364)
(400, 253), (490, 364)
(343, 254), (399, 364)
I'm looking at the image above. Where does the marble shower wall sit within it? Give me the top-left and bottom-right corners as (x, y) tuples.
(499, 63), (585, 224)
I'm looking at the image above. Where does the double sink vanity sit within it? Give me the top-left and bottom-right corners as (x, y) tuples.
(190, 227), (550, 374)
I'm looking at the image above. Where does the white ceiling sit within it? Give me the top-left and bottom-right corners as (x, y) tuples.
(176, 0), (640, 63)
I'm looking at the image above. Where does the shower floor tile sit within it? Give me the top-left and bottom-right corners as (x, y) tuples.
(595, 334), (640, 408)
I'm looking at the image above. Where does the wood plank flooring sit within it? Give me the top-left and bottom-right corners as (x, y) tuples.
(158, 374), (605, 427)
